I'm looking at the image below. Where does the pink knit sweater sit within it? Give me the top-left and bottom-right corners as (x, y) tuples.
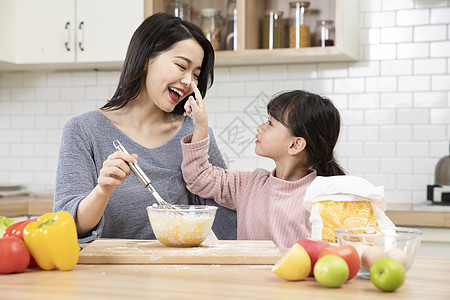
(181, 135), (316, 248)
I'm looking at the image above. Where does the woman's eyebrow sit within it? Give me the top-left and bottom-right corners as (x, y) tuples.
(174, 56), (201, 70)
(174, 55), (191, 63)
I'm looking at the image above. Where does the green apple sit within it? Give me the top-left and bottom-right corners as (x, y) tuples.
(313, 255), (349, 288)
(370, 257), (406, 292)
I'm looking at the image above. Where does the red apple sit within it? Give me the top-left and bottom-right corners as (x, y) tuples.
(297, 238), (332, 276)
(318, 244), (360, 280)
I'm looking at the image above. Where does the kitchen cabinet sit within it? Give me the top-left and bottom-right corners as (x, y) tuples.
(145, 0), (358, 66)
(0, 0), (143, 68)
(412, 226), (450, 258)
(0, 0), (357, 70)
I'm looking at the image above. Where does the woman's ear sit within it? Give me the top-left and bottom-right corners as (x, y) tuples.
(288, 137), (307, 155)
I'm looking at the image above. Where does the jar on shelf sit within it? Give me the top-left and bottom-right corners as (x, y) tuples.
(225, 0), (237, 51)
(262, 10), (284, 50)
(199, 8), (222, 51)
(289, 1), (310, 48)
(315, 20), (335, 47)
(167, 0), (190, 21)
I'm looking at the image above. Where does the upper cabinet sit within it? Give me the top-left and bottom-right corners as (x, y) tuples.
(0, 0), (144, 69)
(0, 0), (357, 70)
(145, 0), (359, 67)
(3, 0), (74, 64)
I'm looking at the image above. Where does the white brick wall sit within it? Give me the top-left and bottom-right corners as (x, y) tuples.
(0, 1), (449, 207)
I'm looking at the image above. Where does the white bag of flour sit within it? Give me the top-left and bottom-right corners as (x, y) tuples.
(304, 175), (395, 245)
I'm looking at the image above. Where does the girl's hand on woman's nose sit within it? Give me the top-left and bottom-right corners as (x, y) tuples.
(185, 82), (209, 142)
(184, 82), (208, 130)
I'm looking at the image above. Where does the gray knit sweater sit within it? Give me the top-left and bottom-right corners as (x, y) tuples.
(54, 110), (237, 242)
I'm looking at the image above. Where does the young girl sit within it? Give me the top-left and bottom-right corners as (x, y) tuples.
(54, 13), (237, 242)
(182, 86), (345, 248)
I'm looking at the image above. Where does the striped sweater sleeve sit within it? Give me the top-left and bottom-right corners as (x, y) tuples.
(181, 134), (251, 210)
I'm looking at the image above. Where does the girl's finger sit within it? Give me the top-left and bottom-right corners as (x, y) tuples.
(189, 96), (200, 112)
(190, 82), (203, 106)
(184, 100), (191, 115)
(184, 96), (195, 116)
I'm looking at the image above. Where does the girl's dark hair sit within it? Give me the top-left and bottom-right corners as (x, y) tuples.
(267, 90), (346, 176)
(101, 13), (215, 115)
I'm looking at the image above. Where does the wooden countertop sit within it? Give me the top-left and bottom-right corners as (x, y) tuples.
(1, 194), (450, 228)
(386, 210), (450, 228)
(1, 255), (449, 299)
(0, 193), (53, 217)
(386, 202), (450, 228)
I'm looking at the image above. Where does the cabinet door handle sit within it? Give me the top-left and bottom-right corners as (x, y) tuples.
(64, 22), (71, 51)
(78, 21), (84, 51)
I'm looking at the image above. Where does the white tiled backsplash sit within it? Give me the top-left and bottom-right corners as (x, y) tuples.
(0, 1), (449, 206)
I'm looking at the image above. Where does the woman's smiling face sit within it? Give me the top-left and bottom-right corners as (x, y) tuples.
(143, 38), (204, 112)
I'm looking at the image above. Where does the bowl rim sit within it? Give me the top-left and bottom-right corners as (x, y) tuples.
(334, 226), (423, 237)
(146, 204), (218, 212)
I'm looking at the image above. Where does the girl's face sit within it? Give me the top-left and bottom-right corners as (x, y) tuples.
(143, 38), (203, 112)
(255, 115), (294, 159)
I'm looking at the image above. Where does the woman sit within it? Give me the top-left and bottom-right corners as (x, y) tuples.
(54, 13), (237, 242)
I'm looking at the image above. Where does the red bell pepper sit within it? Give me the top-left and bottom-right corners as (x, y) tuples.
(3, 218), (39, 267)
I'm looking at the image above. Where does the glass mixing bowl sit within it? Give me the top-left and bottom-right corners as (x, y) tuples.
(335, 227), (422, 278)
(147, 205), (217, 247)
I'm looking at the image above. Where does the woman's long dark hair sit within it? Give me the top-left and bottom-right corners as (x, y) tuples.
(101, 13), (215, 115)
(267, 90), (346, 176)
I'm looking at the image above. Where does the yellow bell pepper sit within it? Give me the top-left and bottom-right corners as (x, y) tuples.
(23, 211), (79, 271)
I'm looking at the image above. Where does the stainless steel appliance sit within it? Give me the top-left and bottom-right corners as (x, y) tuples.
(427, 140), (450, 205)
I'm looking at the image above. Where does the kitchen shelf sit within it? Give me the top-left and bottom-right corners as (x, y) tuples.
(214, 47), (358, 67)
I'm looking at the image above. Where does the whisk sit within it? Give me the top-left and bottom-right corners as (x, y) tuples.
(113, 140), (177, 210)
(113, 140), (218, 240)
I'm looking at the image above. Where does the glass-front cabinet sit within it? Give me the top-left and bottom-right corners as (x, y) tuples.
(146, 0), (359, 66)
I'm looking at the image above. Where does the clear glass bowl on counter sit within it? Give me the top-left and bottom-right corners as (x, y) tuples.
(335, 227), (422, 278)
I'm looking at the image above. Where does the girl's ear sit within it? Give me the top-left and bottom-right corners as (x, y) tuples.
(288, 137), (307, 155)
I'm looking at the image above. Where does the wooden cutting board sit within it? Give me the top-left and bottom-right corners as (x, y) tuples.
(78, 239), (282, 265)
